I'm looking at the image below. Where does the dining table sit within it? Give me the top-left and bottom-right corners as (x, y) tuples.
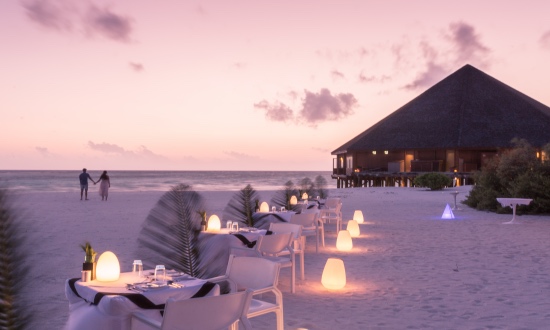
(64, 270), (220, 330)
(252, 211), (296, 229)
(197, 228), (267, 277)
(496, 198), (533, 224)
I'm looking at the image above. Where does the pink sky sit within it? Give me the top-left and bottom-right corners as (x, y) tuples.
(2, 0), (550, 171)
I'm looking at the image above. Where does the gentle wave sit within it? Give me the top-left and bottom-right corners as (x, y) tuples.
(0, 170), (334, 192)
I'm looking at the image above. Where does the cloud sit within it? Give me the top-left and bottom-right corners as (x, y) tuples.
(299, 88), (357, 126)
(129, 62), (144, 72)
(21, 0), (134, 43)
(223, 151), (260, 160)
(35, 146), (52, 157)
(84, 5), (133, 42)
(21, 0), (73, 31)
(254, 100), (294, 122)
(255, 88), (358, 127)
(88, 141), (126, 154)
(358, 71), (391, 84)
(540, 31), (550, 49)
(331, 70), (345, 81)
(403, 22), (490, 90)
(447, 21), (490, 66)
(404, 61), (447, 90)
(87, 141), (167, 161)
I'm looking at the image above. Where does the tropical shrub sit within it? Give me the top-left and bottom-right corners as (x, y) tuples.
(413, 172), (452, 190)
(464, 139), (550, 214)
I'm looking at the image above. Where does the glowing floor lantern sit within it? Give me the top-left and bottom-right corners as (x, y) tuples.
(259, 202), (269, 212)
(302, 192), (308, 200)
(353, 210), (364, 224)
(289, 195), (298, 205)
(321, 258), (346, 290)
(336, 230), (353, 251)
(96, 251), (120, 282)
(347, 220), (360, 237)
(441, 203), (455, 219)
(208, 214), (221, 231)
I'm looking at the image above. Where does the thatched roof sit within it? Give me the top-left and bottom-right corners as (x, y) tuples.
(332, 64), (550, 154)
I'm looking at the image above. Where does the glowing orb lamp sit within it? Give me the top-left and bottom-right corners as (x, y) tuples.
(259, 202), (269, 212)
(353, 210), (364, 224)
(302, 192), (308, 200)
(336, 230), (353, 251)
(347, 220), (360, 237)
(441, 203), (455, 219)
(321, 258), (346, 290)
(208, 214), (221, 231)
(96, 251), (120, 282)
(289, 196), (298, 205)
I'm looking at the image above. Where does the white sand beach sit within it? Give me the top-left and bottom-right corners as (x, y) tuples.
(15, 185), (550, 329)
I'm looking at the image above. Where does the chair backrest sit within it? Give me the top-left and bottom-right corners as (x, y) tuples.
(268, 223), (302, 240)
(256, 232), (293, 256)
(325, 198), (341, 209)
(226, 255), (280, 291)
(289, 213), (317, 228)
(161, 290), (252, 330)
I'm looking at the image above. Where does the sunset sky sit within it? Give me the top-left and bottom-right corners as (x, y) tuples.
(2, 0), (550, 171)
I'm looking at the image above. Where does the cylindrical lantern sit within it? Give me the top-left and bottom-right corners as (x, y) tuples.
(353, 210), (364, 224)
(336, 230), (353, 251)
(96, 251), (120, 282)
(259, 202), (269, 212)
(289, 196), (298, 205)
(302, 192), (308, 200)
(321, 258), (346, 290)
(208, 214), (221, 231)
(347, 220), (360, 237)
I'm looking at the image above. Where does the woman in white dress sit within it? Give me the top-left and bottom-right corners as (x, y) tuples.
(97, 171), (111, 201)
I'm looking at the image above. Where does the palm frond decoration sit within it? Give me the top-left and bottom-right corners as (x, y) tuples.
(314, 175), (329, 199)
(223, 184), (260, 227)
(0, 188), (32, 329)
(270, 180), (300, 212)
(137, 184), (205, 278)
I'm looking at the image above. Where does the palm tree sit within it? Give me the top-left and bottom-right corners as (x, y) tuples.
(0, 188), (32, 329)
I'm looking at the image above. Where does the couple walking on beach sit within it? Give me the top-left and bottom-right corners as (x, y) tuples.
(79, 168), (111, 201)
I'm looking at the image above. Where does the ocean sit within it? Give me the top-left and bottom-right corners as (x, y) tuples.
(0, 170), (334, 192)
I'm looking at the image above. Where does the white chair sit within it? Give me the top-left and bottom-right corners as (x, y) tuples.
(291, 208), (324, 252)
(269, 223), (305, 281)
(319, 198), (343, 233)
(208, 255), (284, 330)
(131, 289), (253, 330)
(233, 232), (295, 293)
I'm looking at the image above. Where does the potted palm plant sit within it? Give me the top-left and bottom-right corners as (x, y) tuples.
(81, 241), (97, 280)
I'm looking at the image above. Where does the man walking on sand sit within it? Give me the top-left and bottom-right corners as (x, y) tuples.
(79, 168), (96, 200)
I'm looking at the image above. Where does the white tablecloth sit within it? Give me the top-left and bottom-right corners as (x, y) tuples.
(252, 211), (296, 229)
(197, 229), (266, 277)
(64, 271), (219, 330)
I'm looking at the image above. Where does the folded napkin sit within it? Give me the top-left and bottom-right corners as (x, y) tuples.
(232, 234), (257, 248)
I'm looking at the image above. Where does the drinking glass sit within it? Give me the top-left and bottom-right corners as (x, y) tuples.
(281, 206), (286, 212)
(132, 260), (143, 278)
(271, 206), (276, 212)
(226, 220), (233, 229)
(231, 222), (239, 232)
(154, 265), (166, 285)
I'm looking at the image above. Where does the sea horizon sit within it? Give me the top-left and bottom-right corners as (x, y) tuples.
(0, 170), (334, 192)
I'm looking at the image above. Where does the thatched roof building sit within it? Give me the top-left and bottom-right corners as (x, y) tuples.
(331, 64), (550, 187)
